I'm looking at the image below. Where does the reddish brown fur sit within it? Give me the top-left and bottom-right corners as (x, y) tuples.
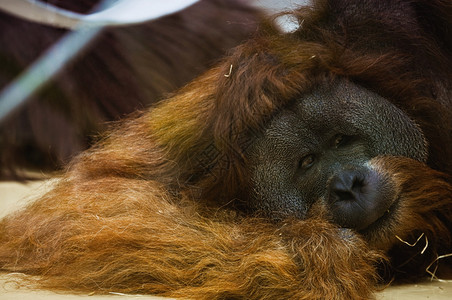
(0, 178), (381, 299)
(1, 0), (452, 298)
(369, 157), (452, 281)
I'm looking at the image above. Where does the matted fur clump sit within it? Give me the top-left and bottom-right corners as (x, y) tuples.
(1, 0), (452, 299)
(0, 177), (381, 299)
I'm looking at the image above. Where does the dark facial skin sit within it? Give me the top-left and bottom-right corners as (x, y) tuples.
(246, 79), (427, 230)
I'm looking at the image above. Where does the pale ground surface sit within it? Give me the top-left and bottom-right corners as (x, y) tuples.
(1, 181), (451, 299)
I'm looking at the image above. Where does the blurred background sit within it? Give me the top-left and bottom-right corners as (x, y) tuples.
(0, 0), (307, 180)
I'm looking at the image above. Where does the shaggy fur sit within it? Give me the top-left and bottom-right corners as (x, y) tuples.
(0, 0), (262, 179)
(1, 0), (452, 298)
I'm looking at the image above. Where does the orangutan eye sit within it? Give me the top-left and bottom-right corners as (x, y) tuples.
(333, 135), (344, 147)
(299, 154), (315, 170)
(332, 134), (354, 148)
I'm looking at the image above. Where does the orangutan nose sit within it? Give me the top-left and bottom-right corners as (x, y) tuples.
(327, 168), (393, 231)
